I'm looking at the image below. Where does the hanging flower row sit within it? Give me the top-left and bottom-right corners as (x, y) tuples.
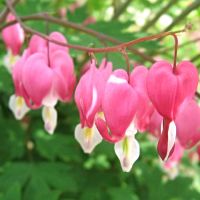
(1, 13), (200, 173)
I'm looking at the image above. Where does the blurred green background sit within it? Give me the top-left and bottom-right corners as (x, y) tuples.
(0, 0), (200, 199)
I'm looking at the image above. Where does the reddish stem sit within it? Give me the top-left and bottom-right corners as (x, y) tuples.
(120, 48), (130, 80)
(172, 33), (178, 71)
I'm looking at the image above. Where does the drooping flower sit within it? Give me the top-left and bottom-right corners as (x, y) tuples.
(9, 50), (30, 120)
(2, 13), (24, 55)
(2, 13), (24, 72)
(175, 99), (200, 148)
(74, 59), (112, 153)
(95, 69), (138, 143)
(147, 61), (198, 160)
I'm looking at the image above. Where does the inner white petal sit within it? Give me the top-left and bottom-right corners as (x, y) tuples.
(125, 122), (137, 136)
(108, 75), (127, 84)
(86, 86), (98, 118)
(42, 88), (58, 107)
(164, 121), (176, 161)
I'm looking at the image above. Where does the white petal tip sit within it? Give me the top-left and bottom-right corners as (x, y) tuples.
(42, 106), (57, 135)
(114, 135), (140, 172)
(74, 124), (102, 154)
(9, 95), (29, 120)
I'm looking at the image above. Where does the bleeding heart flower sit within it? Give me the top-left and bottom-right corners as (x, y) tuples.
(147, 61), (198, 120)
(95, 69), (138, 143)
(74, 59), (112, 153)
(75, 59), (112, 128)
(2, 13), (24, 55)
(130, 66), (154, 132)
(114, 123), (140, 172)
(175, 99), (200, 148)
(147, 61), (198, 160)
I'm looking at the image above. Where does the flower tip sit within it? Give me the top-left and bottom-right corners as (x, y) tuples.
(42, 106), (57, 135)
(9, 95), (30, 120)
(114, 135), (140, 173)
(74, 123), (102, 154)
(44, 123), (55, 135)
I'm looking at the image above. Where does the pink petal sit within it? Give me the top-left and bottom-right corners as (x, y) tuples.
(176, 99), (200, 148)
(50, 50), (76, 102)
(22, 53), (53, 108)
(75, 64), (100, 127)
(28, 35), (47, 54)
(130, 65), (148, 92)
(174, 61), (199, 114)
(147, 61), (178, 120)
(147, 110), (163, 137)
(95, 70), (138, 143)
(2, 13), (24, 55)
(95, 118), (124, 142)
(49, 32), (68, 53)
(12, 50), (30, 98)
(130, 66), (154, 132)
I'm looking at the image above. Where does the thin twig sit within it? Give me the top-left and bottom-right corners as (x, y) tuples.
(0, 0), (19, 24)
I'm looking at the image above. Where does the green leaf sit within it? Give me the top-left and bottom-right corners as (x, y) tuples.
(108, 187), (139, 200)
(3, 183), (21, 200)
(34, 130), (82, 162)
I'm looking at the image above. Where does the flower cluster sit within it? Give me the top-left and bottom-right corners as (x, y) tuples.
(2, 14), (200, 173)
(3, 14), (76, 134)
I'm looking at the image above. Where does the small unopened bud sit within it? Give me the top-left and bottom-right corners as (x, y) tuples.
(185, 23), (193, 31)
(27, 140), (34, 150)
